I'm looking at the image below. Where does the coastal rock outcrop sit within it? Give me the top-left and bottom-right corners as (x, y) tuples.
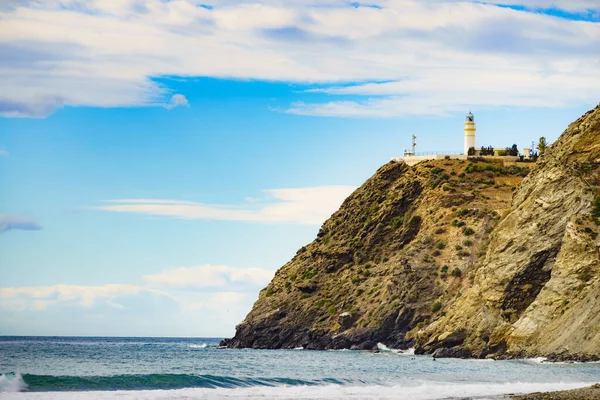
(223, 144), (526, 350)
(417, 104), (600, 359)
(223, 104), (600, 359)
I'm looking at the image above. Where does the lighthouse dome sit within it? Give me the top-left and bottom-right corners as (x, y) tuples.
(466, 111), (474, 122)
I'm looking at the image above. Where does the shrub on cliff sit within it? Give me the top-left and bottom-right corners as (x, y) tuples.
(593, 196), (600, 225)
(409, 216), (421, 226)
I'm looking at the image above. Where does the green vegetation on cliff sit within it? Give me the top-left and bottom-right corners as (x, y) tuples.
(223, 156), (529, 350)
(419, 104), (600, 360)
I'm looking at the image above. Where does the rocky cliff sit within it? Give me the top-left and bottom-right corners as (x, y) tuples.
(223, 104), (600, 358)
(418, 105), (600, 360)
(223, 153), (529, 350)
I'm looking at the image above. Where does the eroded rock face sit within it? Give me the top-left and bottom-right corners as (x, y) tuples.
(223, 104), (600, 357)
(418, 104), (600, 359)
(223, 148), (527, 351)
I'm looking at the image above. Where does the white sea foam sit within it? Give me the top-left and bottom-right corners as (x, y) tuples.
(0, 373), (27, 393)
(376, 343), (415, 355)
(395, 347), (416, 355)
(2, 381), (593, 399)
(377, 343), (391, 351)
(523, 357), (548, 364)
(188, 344), (208, 349)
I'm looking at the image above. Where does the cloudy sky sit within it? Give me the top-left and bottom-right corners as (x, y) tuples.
(0, 0), (599, 337)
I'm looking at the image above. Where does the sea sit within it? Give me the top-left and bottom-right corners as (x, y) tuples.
(1, 337), (599, 399)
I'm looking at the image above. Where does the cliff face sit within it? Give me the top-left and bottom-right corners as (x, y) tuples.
(224, 104), (600, 358)
(223, 157), (528, 350)
(418, 105), (600, 360)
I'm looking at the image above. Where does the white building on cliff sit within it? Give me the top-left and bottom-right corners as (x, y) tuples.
(394, 111), (532, 166)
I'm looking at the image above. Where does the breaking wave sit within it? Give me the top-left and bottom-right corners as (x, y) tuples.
(0, 375), (589, 400)
(0, 373), (27, 392)
(376, 343), (415, 355)
(1, 373), (349, 392)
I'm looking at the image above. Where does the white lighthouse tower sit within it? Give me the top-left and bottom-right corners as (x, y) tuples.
(464, 111), (476, 155)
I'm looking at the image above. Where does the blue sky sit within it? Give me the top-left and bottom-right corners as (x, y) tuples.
(0, 0), (599, 337)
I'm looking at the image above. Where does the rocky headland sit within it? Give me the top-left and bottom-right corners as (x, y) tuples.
(222, 104), (600, 360)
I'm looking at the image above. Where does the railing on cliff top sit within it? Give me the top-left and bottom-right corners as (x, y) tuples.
(402, 151), (464, 156)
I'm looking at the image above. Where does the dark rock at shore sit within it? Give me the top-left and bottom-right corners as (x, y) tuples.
(544, 353), (600, 363)
(431, 347), (473, 359)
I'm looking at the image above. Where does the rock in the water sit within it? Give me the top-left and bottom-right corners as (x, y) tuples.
(432, 347), (473, 359)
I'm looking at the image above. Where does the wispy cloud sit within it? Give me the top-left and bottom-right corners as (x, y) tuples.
(0, 214), (41, 233)
(0, 1), (598, 117)
(0, 267), (267, 335)
(0, 278), (258, 312)
(142, 265), (275, 290)
(210, 292), (246, 304)
(164, 94), (189, 110)
(93, 186), (356, 225)
(0, 149), (8, 157)
(287, 65), (600, 117)
(0, 284), (174, 311)
(475, 1), (599, 13)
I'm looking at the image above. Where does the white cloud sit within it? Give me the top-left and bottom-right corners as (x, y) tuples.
(0, 268), (265, 336)
(180, 299), (205, 311)
(93, 186), (356, 225)
(475, 1), (599, 12)
(0, 0), (598, 117)
(0, 149), (8, 157)
(289, 65), (600, 117)
(0, 283), (174, 310)
(164, 94), (189, 110)
(0, 214), (41, 232)
(142, 265), (275, 290)
(210, 292), (246, 304)
(0, 280), (253, 314)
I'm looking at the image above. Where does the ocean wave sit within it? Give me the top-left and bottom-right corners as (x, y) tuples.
(1, 373), (348, 392)
(0, 373), (27, 393)
(0, 381), (593, 399)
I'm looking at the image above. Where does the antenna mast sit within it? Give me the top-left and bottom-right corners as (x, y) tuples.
(412, 135), (417, 155)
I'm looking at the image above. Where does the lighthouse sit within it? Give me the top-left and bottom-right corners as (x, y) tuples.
(464, 111), (476, 155)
